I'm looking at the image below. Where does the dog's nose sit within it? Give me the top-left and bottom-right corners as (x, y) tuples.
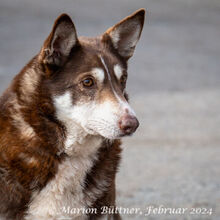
(118, 114), (139, 136)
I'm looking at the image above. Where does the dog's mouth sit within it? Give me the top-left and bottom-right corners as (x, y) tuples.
(84, 116), (139, 140)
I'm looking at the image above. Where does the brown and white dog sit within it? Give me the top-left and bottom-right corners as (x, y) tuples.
(0, 9), (145, 220)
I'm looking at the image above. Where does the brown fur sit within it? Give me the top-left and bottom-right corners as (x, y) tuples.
(0, 9), (145, 219)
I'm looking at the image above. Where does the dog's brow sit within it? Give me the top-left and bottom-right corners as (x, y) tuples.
(114, 64), (123, 80)
(99, 56), (113, 85)
(91, 68), (105, 83)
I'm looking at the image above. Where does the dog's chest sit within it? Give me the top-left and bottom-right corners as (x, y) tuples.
(25, 136), (102, 220)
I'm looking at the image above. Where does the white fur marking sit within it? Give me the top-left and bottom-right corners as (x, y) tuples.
(54, 92), (102, 155)
(114, 64), (123, 80)
(26, 155), (98, 219)
(54, 91), (120, 140)
(26, 92), (104, 219)
(92, 68), (105, 83)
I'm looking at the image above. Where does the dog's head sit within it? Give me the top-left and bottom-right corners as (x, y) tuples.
(39, 9), (145, 140)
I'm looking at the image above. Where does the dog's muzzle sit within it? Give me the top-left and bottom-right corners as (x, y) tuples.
(118, 114), (139, 136)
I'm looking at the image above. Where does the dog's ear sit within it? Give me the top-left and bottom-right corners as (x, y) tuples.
(104, 9), (145, 60)
(39, 14), (78, 69)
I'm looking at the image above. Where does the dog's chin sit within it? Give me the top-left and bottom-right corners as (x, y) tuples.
(101, 131), (135, 140)
(83, 126), (122, 140)
(95, 131), (125, 140)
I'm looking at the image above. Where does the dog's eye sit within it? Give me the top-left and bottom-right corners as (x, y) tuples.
(120, 75), (127, 85)
(82, 78), (94, 87)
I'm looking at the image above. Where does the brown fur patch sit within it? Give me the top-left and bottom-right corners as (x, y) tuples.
(0, 9), (144, 219)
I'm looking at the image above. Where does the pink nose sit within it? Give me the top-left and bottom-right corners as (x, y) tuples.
(118, 114), (139, 136)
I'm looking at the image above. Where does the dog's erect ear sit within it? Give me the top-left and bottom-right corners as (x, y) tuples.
(39, 14), (78, 68)
(104, 9), (145, 60)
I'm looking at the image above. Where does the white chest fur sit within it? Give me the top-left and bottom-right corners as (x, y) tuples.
(25, 92), (105, 219)
(25, 135), (102, 220)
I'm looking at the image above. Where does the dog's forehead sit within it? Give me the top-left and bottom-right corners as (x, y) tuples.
(77, 37), (126, 80)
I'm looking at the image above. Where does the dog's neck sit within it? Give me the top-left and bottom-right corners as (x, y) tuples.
(58, 117), (103, 157)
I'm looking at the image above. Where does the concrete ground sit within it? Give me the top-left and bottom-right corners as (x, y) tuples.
(0, 0), (220, 219)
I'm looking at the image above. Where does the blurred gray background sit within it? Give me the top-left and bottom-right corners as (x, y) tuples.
(0, 0), (220, 219)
